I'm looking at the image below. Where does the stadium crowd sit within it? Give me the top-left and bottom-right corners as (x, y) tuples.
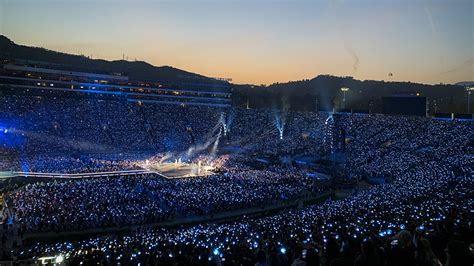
(2, 96), (472, 176)
(6, 166), (320, 233)
(0, 95), (472, 265)
(8, 165), (473, 265)
(1, 95), (329, 165)
(341, 114), (473, 180)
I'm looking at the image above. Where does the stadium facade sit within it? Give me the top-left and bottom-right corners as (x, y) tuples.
(0, 60), (232, 108)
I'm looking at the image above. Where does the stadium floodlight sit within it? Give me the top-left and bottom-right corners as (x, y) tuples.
(340, 87), (350, 108)
(466, 87), (474, 114)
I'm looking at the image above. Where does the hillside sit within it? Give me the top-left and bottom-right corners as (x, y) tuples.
(0, 35), (223, 84)
(234, 75), (468, 113)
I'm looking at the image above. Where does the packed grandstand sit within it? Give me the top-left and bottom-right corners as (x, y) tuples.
(0, 63), (472, 265)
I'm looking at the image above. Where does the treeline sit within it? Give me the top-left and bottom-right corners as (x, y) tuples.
(232, 75), (469, 114)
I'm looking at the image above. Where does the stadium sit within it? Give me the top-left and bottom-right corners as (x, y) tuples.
(0, 55), (472, 265)
(0, 1), (473, 263)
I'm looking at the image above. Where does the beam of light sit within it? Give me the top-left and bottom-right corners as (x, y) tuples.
(273, 112), (286, 140)
(186, 135), (217, 157)
(210, 128), (222, 156)
(225, 110), (234, 134)
(185, 115), (223, 157)
(217, 111), (234, 136)
(158, 153), (173, 164)
(209, 115), (226, 138)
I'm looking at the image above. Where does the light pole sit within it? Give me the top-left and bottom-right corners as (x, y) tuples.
(467, 87), (474, 114)
(341, 87), (349, 109)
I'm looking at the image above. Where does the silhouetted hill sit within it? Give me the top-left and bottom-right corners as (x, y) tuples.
(0, 35), (223, 84)
(234, 75), (468, 113)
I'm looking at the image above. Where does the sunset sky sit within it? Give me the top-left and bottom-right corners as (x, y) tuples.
(1, 0), (473, 85)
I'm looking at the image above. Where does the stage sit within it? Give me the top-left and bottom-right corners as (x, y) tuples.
(145, 162), (215, 179)
(2, 162), (215, 180)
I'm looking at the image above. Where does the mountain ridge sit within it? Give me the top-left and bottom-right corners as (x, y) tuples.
(0, 35), (223, 84)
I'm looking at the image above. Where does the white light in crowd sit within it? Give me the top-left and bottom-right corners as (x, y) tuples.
(55, 255), (64, 263)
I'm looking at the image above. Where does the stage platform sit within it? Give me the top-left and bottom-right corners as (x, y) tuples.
(1, 162), (215, 180)
(146, 162), (214, 179)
